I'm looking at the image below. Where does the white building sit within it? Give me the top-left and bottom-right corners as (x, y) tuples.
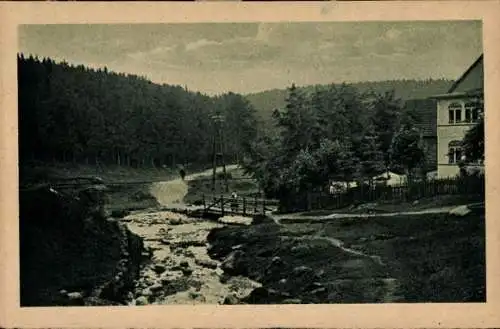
(431, 54), (484, 178)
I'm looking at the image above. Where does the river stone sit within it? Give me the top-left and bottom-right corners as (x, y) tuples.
(271, 256), (282, 264)
(282, 298), (302, 304)
(195, 258), (219, 269)
(309, 282), (324, 289)
(150, 283), (163, 292)
(141, 288), (153, 296)
(310, 287), (328, 296)
(219, 273), (231, 284)
(153, 264), (167, 274)
(221, 250), (243, 274)
(189, 290), (201, 299)
(67, 292), (83, 300)
(182, 249), (196, 258)
(66, 292), (84, 306)
(135, 296), (148, 305)
(143, 276), (155, 286)
(160, 271), (183, 283)
(169, 217), (182, 225)
(292, 265), (314, 275)
(243, 287), (283, 304)
(223, 294), (240, 305)
(182, 267), (193, 276)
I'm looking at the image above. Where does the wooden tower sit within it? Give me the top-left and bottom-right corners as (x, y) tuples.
(210, 111), (229, 193)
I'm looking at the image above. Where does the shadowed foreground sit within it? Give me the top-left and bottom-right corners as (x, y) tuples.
(207, 211), (485, 304)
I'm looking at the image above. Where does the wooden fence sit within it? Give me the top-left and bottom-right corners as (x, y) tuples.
(283, 175), (485, 212)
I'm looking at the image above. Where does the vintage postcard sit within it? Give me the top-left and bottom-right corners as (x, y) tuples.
(1, 1), (500, 328)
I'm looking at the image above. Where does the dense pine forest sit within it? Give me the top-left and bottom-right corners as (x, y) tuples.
(18, 54), (258, 170)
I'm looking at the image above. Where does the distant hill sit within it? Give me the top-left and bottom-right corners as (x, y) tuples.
(245, 79), (453, 121)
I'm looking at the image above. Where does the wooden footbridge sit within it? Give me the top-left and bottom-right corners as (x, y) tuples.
(201, 194), (279, 217)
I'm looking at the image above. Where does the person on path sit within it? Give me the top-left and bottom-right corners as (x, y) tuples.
(231, 192), (239, 212)
(179, 166), (186, 181)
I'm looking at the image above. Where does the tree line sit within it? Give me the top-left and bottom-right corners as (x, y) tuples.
(18, 54), (258, 170)
(245, 78), (453, 125)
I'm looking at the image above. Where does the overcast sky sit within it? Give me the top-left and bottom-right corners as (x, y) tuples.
(19, 21), (482, 95)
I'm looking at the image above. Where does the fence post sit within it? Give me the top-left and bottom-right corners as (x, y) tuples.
(262, 198), (266, 214)
(254, 195), (258, 214)
(221, 194), (225, 216)
(243, 197), (246, 215)
(202, 194), (206, 211)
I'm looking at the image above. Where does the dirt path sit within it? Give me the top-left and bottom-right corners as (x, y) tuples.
(273, 205), (458, 224)
(149, 165), (239, 208)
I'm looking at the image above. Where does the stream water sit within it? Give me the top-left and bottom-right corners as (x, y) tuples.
(122, 210), (261, 305)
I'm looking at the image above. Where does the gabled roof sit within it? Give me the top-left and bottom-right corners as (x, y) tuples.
(447, 54), (484, 93)
(404, 98), (437, 137)
(429, 89), (483, 100)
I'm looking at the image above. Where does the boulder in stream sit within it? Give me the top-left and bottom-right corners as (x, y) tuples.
(153, 264), (167, 274)
(223, 294), (240, 305)
(195, 258), (219, 269)
(221, 250), (245, 275)
(135, 296), (148, 305)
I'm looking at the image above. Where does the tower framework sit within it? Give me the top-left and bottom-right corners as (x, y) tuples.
(210, 112), (229, 193)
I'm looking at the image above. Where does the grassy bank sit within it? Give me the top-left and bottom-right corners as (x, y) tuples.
(20, 161), (181, 213)
(291, 194), (485, 217)
(20, 161), (180, 183)
(208, 210), (485, 303)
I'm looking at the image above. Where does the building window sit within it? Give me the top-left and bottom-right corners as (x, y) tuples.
(448, 102), (462, 124)
(448, 109), (454, 124)
(465, 101), (483, 123)
(448, 140), (463, 164)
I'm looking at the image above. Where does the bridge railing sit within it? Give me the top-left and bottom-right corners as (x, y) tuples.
(202, 194), (279, 216)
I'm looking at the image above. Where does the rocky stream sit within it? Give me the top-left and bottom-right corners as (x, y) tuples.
(122, 210), (261, 305)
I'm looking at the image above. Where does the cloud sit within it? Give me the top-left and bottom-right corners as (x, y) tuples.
(385, 28), (403, 40)
(127, 45), (176, 61)
(255, 23), (274, 43)
(185, 39), (222, 51)
(19, 21), (482, 95)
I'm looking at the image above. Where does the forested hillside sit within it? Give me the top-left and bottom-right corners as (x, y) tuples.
(18, 54), (258, 170)
(245, 79), (453, 121)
